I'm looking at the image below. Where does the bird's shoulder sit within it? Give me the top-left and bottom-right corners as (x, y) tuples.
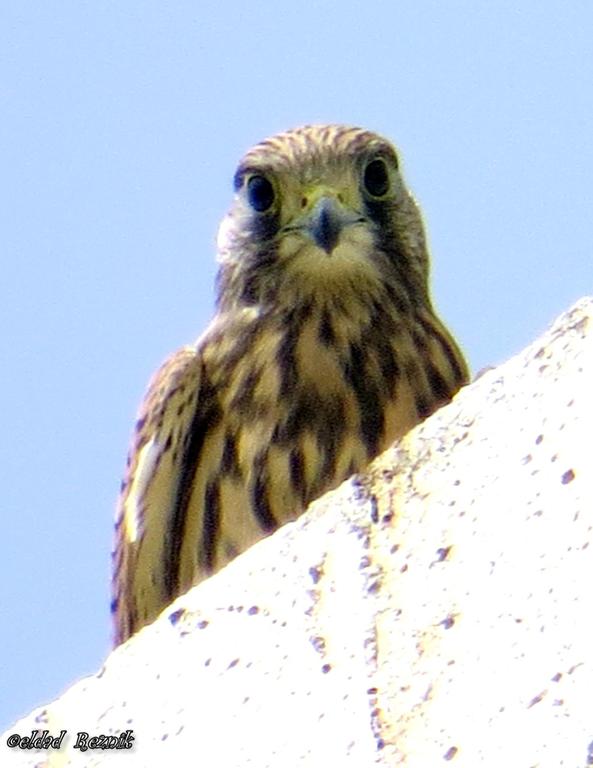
(117, 344), (203, 511)
(117, 306), (267, 521)
(137, 345), (201, 436)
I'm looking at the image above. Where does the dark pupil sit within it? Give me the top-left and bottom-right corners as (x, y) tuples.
(363, 158), (390, 197)
(247, 175), (275, 212)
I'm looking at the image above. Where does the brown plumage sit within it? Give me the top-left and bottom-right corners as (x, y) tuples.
(111, 124), (469, 645)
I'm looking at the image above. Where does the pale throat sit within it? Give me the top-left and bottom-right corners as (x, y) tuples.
(277, 224), (385, 303)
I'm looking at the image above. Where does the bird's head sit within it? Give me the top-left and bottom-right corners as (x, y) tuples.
(215, 125), (431, 313)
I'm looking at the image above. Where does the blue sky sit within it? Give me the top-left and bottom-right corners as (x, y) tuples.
(1, 1), (591, 730)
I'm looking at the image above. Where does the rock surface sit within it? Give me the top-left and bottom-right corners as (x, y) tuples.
(3, 297), (592, 767)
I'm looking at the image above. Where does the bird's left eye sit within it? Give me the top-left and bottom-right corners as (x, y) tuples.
(246, 174), (275, 213)
(362, 157), (391, 199)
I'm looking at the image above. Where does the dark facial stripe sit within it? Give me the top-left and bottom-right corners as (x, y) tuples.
(250, 210), (280, 242)
(239, 242), (279, 306)
(200, 480), (221, 573)
(365, 199), (425, 307)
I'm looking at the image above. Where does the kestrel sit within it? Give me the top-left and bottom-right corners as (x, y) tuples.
(111, 124), (468, 645)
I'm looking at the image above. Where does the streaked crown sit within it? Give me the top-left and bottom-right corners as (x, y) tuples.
(236, 124), (397, 180)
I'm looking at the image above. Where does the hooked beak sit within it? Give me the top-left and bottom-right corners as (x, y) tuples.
(304, 195), (361, 254)
(308, 197), (343, 253)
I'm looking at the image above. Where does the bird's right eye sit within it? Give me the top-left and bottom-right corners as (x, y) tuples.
(246, 174), (275, 213)
(362, 157), (391, 199)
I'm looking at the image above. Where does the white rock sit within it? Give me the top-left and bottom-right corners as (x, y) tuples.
(3, 297), (592, 767)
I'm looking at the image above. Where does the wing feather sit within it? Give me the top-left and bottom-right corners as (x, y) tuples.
(111, 345), (202, 645)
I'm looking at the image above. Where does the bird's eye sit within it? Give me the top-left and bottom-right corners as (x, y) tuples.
(246, 174), (275, 213)
(362, 157), (391, 198)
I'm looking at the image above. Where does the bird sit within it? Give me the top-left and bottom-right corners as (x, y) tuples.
(111, 124), (469, 645)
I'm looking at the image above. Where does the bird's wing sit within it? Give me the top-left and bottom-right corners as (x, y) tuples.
(111, 345), (203, 645)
